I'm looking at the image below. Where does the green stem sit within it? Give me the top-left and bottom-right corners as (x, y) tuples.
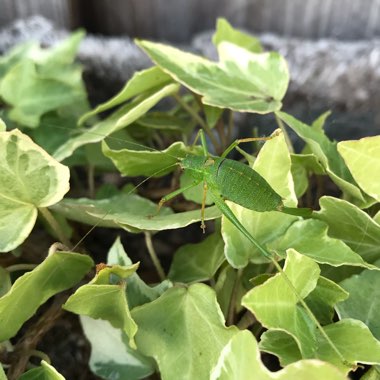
(38, 207), (71, 249)
(236, 310), (256, 330)
(88, 164), (95, 198)
(275, 113), (294, 153)
(29, 349), (51, 364)
(227, 110), (234, 143)
(144, 232), (166, 281)
(6, 264), (37, 273)
(227, 269), (242, 326)
(173, 93), (221, 151)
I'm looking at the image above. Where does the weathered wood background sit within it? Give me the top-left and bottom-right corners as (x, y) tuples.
(1, 0), (380, 41)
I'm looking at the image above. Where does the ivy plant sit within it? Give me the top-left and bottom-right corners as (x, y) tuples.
(0, 18), (380, 380)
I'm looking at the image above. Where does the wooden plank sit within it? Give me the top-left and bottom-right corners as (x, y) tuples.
(2, 0), (380, 41)
(0, 0), (72, 28)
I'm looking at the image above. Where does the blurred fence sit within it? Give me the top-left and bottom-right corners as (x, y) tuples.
(1, 0), (380, 41)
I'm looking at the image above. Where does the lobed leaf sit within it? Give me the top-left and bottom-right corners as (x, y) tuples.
(0, 251), (93, 341)
(102, 141), (195, 177)
(0, 32), (86, 128)
(79, 66), (173, 124)
(277, 111), (372, 206)
(168, 232), (225, 283)
(316, 196), (380, 263)
(212, 18), (263, 53)
(317, 319), (380, 371)
(211, 330), (346, 380)
(107, 237), (172, 309)
(19, 360), (65, 379)
(336, 264), (380, 340)
(53, 83), (179, 162)
(338, 136), (380, 202)
(53, 193), (221, 233)
(242, 249), (320, 358)
(0, 129), (70, 252)
(132, 284), (237, 380)
(80, 316), (154, 380)
(269, 218), (377, 269)
(136, 39), (288, 114)
(63, 262), (139, 348)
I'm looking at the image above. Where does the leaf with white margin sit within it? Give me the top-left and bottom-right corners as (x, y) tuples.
(80, 316), (154, 380)
(277, 111), (371, 206)
(53, 82), (179, 162)
(137, 40), (288, 114)
(338, 136), (380, 202)
(242, 249), (319, 358)
(107, 237), (172, 309)
(315, 196), (380, 262)
(64, 262), (139, 348)
(0, 251), (93, 341)
(132, 284), (237, 380)
(211, 330), (346, 380)
(212, 18), (263, 53)
(317, 319), (380, 372)
(0, 129), (70, 252)
(53, 193), (221, 233)
(336, 263), (380, 340)
(19, 360), (65, 379)
(269, 219), (378, 270)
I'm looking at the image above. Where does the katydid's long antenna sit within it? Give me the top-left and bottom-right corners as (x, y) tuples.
(70, 162), (179, 252)
(41, 121), (181, 160)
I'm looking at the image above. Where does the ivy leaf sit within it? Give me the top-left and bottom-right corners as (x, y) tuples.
(53, 193), (221, 233)
(242, 249), (320, 358)
(53, 83), (179, 162)
(222, 130), (298, 268)
(317, 319), (380, 371)
(277, 111), (371, 206)
(19, 360), (65, 379)
(80, 316), (154, 380)
(0, 251), (93, 341)
(136, 40), (288, 114)
(269, 219), (377, 269)
(305, 276), (349, 325)
(338, 136), (380, 202)
(132, 284), (237, 380)
(102, 141), (196, 177)
(63, 262), (139, 348)
(212, 18), (263, 53)
(259, 330), (302, 366)
(0, 60), (84, 128)
(211, 330), (346, 380)
(79, 66), (173, 124)
(168, 232), (225, 283)
(107, 237), (172, 309)
(336, 265), (380, 340)
(316, 196), (380, 263)
(0, 129), (70, 252)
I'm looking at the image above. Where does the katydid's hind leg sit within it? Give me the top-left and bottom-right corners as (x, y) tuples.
(221, 130), (281, 158)
(200, 182), (208, 233)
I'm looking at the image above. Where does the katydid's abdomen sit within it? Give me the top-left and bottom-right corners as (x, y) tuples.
(208, 157), (283, 212)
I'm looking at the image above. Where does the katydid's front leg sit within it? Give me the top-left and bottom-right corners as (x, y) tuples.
(156, 181), (201, 214)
